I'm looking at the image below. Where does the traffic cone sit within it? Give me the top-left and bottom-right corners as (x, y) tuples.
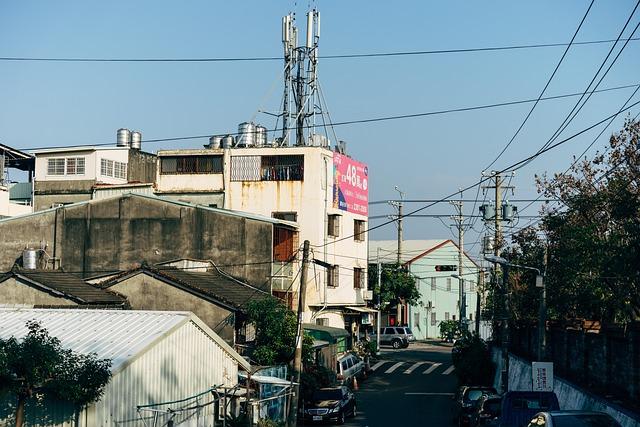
(353, 376), (359, 390)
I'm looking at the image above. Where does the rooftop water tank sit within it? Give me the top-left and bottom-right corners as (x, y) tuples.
(208, 136), (223, 149)
(117, 128), (131, 147)
(22, 248), (37, 269)
(255, 125), (267, 147)
(130, 131), (142, 150)
(237, 122), (256, 147)
(221, 135), (235, 149)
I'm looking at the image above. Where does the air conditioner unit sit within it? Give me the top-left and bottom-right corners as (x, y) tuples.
(363, 290), (373, 301)
(51, 203), (64, 209)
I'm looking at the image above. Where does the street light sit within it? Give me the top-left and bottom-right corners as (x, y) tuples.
(484, 255), (547, 394)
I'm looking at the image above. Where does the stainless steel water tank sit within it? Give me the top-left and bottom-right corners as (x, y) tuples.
(117, 128), (131, 147)
(209, 136), (223, 149)
(221, 135), (235, 149)
(237, 122), (256, 147)
(255, 125), (267, 147)
(23, 248), (37, 269)
(131, 131), (142, 150)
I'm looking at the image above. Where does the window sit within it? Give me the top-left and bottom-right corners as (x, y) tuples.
(316, 318), (328, 326)
(160, 155), (223, 174)
(353, 267), (364, 289)
(414, 312), (420, 326)
(100, 158), (127, 179)
(328, 214), (340, 237)
(354, 220), (366, 241)
(431, 277), (436, 291)
(445, 312), (450, 321)
(446, 278), (452, 291)
(273, 227), (297, 262)
(453, 314), (456, 321)
(101, 159), (114, 177)
(327, 265), (339, 287)
(66, 158), (85, 175)
(469, 313), (473, 321)
(114, 161), (127, 179)
(272, 212), (298, 222)
(47, 158), (66, 175)
(261, 155), (304, 181)
(431, 312), (437, 326)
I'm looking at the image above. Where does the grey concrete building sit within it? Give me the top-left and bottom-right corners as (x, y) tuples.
(99, 263), (270, 344)
(0, 193), (297, 289)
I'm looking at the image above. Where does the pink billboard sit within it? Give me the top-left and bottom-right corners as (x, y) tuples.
(333, 153), (368, 216)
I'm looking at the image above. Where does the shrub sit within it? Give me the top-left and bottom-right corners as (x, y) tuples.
(452, 334), (495, 386)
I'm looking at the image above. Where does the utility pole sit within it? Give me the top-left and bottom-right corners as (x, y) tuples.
(389, 186), (405, 325)
(450, 200), (465, 328)
(377, 247), (382, 355)
(501, 263), (510, 394)
(538, 245), (548, 361)
(291, 240), (310, 427)
(475, 270), (483, 335)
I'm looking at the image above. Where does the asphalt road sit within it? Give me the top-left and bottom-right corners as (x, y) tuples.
(345, 341), (457, 427)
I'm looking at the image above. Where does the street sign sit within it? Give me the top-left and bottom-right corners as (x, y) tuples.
(532, 362), (554, 391)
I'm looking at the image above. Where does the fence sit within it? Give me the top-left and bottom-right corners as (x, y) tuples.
(510, 320), (640, 411)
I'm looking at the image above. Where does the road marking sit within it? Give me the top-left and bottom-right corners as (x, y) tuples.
(370, 360), (388, 371)
(405, 392), (455, 396)
(385, 362), (404, 373)
(404, 361), (427, 374)
(423, 362), (442, 374)
(442, 365), (455, 375)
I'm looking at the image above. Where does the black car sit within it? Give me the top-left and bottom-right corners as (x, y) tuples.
(453, 386), (498, 427)
(470, 394), (502, 427)
(302, 386), (356, 425)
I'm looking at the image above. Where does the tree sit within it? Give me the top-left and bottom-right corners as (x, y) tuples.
(246, 297), (312, 366)
(0, 320), (112, 427)
(504, 118), (640, 322)
(368, 263), (421, 308)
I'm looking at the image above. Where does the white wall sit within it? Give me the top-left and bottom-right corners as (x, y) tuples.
(0, 186), (32, 217)
(34, 148), (128, 184)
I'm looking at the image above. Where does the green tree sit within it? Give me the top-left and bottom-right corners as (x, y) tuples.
(0, 320), (112, 427)
(246, 297), (312, 366)
(368, 263), (421, 308)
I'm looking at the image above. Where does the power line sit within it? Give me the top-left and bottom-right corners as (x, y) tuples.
(2, 37), (639, 63)
(17, 82), (640, 151)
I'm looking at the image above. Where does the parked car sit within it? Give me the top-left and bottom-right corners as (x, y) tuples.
(526, 411), (621, 427)
(302, 386), (356, 425)
(498, 391), (559, 427)
(396, 326), (416, 343)
(336, 352), (364, 384)
(470, 394), (502, 427)
(379, 326), (411, 349)
(453, 386), (498, 427)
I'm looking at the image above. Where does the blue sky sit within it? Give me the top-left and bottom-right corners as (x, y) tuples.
(1, 1), (639, 259)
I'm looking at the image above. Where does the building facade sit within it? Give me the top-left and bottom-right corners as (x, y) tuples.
(369, 239), (481, 340)
(0, 144), (34, 218)
(155, 145), (371, 330)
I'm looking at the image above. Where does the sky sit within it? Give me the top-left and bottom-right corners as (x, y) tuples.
(1, 1), (639, 263)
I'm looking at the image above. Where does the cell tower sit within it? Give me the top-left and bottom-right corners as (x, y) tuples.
(280, 10), (321, 146)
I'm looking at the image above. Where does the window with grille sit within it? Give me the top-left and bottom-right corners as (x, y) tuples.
(446, 278), (452, 291)
(431, 312), (437, 326)
(261, 155), (304, 181)
(327, 265), (339, 288)
(272, 212), (298, 222)
(353, 267), (364, 289)
(100, 159), (114, 177)
(47, 158), (66, 175)
(65, 158), (85, 175)
(354, 220), (366, 241)
(431, 277), (436, 291)
(328, 214), (340, 237)
(114, 161), (127, 179)
(160, 155), (223, 175)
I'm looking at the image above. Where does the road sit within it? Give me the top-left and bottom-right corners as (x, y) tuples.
(345, 341), (457, 427)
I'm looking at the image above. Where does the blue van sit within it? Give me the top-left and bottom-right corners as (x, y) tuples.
(499, 391), (560, 427)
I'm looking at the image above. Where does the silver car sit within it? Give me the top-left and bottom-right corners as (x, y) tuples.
(379, 327), (411, 349)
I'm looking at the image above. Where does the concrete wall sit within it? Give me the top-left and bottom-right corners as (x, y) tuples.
(127, 150), (157, 183)
(0, 195), (274, 288)
(492, 349), (640, 427)
(34, 179), (95, 211)
(107, 273), (235, 343)
(0, 277), (77, 306)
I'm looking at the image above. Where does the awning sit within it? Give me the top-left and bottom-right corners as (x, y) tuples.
(303, 323), (350, 344)
(345, 306), (378, 314)
(311, 339), (331, 349)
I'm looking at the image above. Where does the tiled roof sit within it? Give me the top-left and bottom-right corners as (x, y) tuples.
(103, 265), (270, 312)
(4, 268), (125, 305)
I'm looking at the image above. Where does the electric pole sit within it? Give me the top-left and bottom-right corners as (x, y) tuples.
(450, 200), (465, 328)
(291, 240), (310, 426)
(389, 186), (405, 325)
(377, 247), (382, 355)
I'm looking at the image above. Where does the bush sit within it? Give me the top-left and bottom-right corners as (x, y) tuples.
(452, 334), (495, 386)
(439, 320), (464, 342)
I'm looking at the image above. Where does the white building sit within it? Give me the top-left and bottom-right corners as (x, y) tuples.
(369, 239), (481, 340)
(0, 143), (34, 218)
(0, 308), (251, 427)
(155, 145), (372, 331)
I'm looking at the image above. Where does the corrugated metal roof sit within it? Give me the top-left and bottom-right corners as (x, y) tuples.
(0, 308), (189, 372)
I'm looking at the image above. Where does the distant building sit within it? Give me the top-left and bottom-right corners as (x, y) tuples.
(369, 239), (480, 340)
(0, 308), (250, 426)
(31, 144), (156, 211)
(155, 145), (372, 332)
(0, 143), (35, 217)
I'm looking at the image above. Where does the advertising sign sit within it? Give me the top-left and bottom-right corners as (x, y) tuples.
(332, 153), (368, 216)
(532, 362), (554, 391)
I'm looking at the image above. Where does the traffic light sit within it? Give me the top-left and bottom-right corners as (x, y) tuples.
(435, 265), (457, 272)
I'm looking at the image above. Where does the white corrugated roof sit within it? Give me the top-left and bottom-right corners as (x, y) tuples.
(0, 309), (192, 372)
(368, 239), (448, 263)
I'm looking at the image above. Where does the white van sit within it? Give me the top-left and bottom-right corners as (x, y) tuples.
(336, 353), (364, 384)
